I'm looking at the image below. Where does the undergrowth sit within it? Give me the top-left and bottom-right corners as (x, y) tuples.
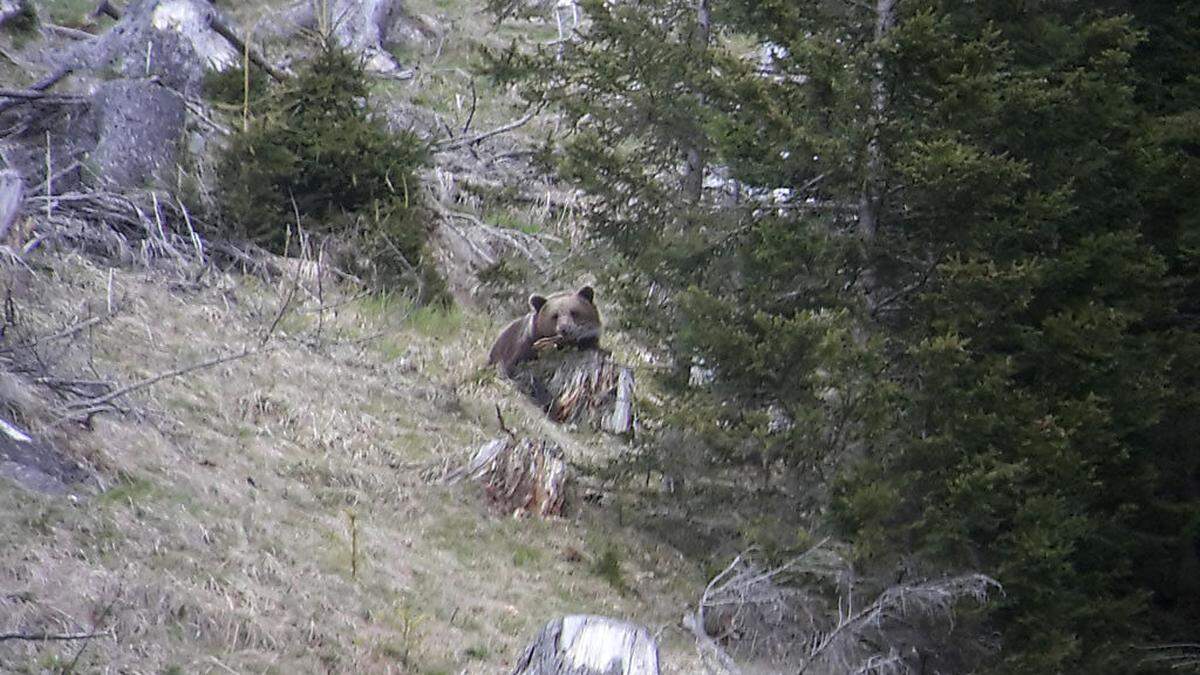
(216, 40), (445, 302)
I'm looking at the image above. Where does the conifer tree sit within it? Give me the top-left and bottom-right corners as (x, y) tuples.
(487, 0), (1200, 669)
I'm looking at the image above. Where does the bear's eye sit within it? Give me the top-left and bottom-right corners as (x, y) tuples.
(551, 312), (559, 320)
(569, 310), (578, 319)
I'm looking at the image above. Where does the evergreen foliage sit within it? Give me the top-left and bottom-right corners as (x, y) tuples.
(487, 0), (1199, 670)
(216, 42), (439, 298)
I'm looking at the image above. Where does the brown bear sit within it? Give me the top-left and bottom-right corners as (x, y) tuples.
(488, 286), (602, 376)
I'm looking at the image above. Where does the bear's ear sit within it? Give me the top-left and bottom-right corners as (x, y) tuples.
(577, 286), (595, 303)
(529, 294), (548, 312)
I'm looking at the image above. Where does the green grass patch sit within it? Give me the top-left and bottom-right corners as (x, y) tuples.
(98, 476), (156, 507)
(407, 304), (465, 336)
(511, 543), (542, 568)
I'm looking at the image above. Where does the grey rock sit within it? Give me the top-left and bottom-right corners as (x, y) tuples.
(62, 0), (238, 98)
(0, 417), (90, 496)
(87, 80), (186, 190)
(0, 0), (31, 27)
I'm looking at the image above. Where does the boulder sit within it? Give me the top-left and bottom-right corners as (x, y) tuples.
(0, 417), (90, 497)
(87, 80), (186, 190)
(66, 0), (239, 98)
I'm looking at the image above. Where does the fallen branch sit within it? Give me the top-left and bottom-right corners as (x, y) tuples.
(43, 23), (97, 40)
(0, 631), (111, 642)
(53, 347), (262, 425)
(433, 104), (544, 152)
(0, 88), (85, 103)
(0, 314), (110, 354)
(207, 12), (290, 83)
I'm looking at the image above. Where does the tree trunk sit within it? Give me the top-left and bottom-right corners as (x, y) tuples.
(858, 0), (896, 310)
(511, 615), (660, 675)
(681, 0), (711, 203)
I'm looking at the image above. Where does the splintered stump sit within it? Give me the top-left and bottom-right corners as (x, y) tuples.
(445, 437), (569, 518)
(517, 349), (635, 436)
(511, 615), (660, 675)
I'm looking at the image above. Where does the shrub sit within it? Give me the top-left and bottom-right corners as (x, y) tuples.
(216, 41), (438, 297)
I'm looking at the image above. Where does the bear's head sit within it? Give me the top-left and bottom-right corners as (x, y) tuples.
(529, 286), (601, 344)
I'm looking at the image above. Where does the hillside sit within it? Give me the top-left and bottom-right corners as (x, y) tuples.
(0, 252), (703, 673)
(4, 0), (1199, 673)
(0, 0), (708, 673)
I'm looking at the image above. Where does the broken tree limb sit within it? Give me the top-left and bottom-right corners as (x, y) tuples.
(206, 11), (290, 83)
(433, 104), (544, 151)
(0, 66), (76, 114)
(0, 631), (112, 642)
(0, 88), (85, 102)
(52, 347), (263, 425)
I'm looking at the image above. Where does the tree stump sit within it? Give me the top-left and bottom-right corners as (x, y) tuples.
(511, 615), (660, 675)
(445, 436), (569, 518)
(518, 349), (635, 436)
(0, 169), (22, 245)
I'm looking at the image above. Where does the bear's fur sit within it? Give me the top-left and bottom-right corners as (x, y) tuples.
(488, 286), (602, 376)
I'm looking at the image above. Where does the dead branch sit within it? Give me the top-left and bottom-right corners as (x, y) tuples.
(0, 631), (112, 642)
(0, 88), (85, 103)
(0, 59), (78, 114)
(43, 23), (97, 40)
(0, 314), (110, 354)
(1139, 643), (1200, 671)
(461, 79), (478, 134)
(427, 200), (552, 265)
(433, 104), (544, 152)
(798, 574), (1001, 674)
(53, 347), (262, 425)
(495, 403), (516, 439)
(207, 11), (290, 83)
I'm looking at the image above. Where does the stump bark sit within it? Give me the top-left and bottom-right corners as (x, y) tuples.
(445, 436), (569, 518)
(518, 349), (635, 436)
(511, 615), (660, 675)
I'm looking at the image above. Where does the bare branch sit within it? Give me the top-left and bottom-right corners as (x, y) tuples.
(433, 104), (545, 152)
(0, 631), (111, 642)
(53, 347), (263, 425)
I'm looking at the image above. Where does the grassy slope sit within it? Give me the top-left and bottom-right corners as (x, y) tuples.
(3, 2), (707, 672)
(0, 252), (702, 673)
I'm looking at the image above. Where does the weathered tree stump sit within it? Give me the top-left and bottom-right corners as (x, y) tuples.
(445, 436), (569, 518)
(0, 169), (22, 245)
(518, 349), (635, 436)
(511, 615), (660, 675)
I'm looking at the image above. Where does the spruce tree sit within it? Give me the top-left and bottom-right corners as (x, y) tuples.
(487, 0), (1200, 670)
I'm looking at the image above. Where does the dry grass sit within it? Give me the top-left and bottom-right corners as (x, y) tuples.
(0, 249), (703, 673)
